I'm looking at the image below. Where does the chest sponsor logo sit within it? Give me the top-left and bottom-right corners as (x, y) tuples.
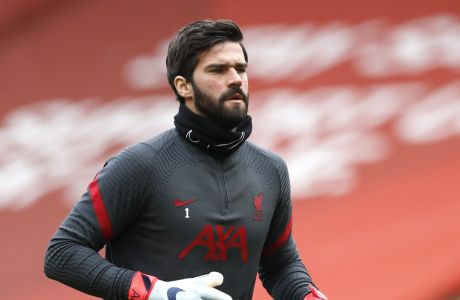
(178, 225), (248, 263)
(253, 193), (264, 221)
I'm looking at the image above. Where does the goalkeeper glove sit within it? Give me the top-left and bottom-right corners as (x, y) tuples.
(128, 271), (232, 300)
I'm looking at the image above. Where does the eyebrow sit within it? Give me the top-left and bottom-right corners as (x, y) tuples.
(205, 62), (248, 70)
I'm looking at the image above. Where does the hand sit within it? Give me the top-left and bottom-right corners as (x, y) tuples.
(148, 272), (232, 300)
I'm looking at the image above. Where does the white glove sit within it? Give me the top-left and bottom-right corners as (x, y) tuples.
(148, 272), (232, 300)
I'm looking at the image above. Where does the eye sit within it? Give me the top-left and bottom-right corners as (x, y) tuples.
(235, 64), (247, 74)
(236, 67), (247, 74)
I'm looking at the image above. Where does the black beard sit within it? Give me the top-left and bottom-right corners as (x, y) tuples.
(191, 81), (249, 129)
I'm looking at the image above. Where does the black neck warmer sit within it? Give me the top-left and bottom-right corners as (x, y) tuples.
(174, 103), (252, 157)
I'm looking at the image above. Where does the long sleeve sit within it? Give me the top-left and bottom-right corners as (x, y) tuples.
(258, 157), (317, 300)
(44, 142), (155, 300)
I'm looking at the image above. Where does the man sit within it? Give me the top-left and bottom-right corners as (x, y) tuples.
(44, 19), (328, 300)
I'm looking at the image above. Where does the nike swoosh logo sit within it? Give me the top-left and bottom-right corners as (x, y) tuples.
(174, 198), (199, 207)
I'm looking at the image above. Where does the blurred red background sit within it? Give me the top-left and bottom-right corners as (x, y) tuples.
(1, 1), (460, 299)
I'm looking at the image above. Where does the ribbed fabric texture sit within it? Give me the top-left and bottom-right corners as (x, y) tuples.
(256, 147), (315, 299)
(44, 139), (159, 300)
(259, 239), (314, 299)
(44, 129), (317, 300)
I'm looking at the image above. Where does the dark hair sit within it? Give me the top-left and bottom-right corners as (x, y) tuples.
(166, 19), (248, 102)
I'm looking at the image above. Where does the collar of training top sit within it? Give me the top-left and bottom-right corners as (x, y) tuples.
(174, 102), (252, 157)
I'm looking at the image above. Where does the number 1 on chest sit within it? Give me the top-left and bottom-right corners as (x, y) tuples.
(185, 207), (190, 219)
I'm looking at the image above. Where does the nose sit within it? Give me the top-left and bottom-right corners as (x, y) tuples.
(227, 68), (243, 87)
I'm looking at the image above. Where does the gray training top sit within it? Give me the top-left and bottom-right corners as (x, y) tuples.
(44, 128), (315, 300)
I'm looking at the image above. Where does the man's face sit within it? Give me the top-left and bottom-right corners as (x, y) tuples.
(189, 41), (249, 129)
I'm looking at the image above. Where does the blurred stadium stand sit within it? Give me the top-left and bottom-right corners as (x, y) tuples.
(1, 0), (459, 299)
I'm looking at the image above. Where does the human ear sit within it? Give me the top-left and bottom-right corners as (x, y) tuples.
(174, 76), (193, 99)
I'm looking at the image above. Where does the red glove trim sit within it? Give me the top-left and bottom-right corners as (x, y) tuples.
(304, 284), (328, 300)
(128, 272), (158, 300)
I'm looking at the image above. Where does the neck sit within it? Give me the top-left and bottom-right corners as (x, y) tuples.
(173, 102), (252, 156)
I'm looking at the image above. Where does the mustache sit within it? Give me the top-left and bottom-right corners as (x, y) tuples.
(219, 87), (248, 103)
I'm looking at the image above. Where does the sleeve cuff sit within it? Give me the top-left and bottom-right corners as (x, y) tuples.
(128, 271), (158, 300)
